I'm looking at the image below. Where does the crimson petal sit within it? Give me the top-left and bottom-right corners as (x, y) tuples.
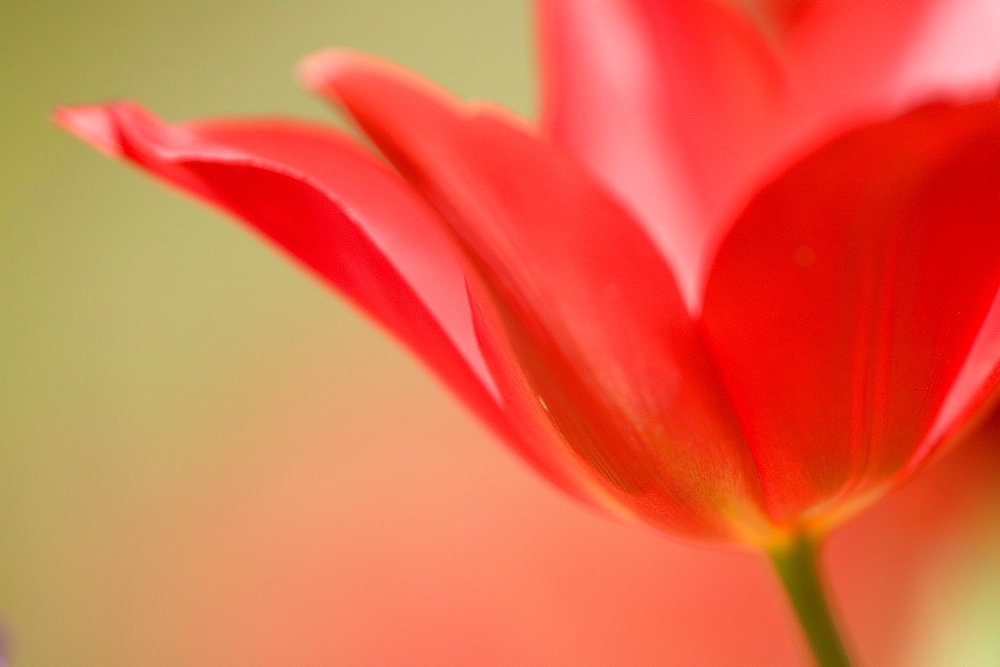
(702, 98), (1000, 523)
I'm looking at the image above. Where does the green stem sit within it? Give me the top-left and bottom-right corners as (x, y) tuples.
(768, 532), (852, 667)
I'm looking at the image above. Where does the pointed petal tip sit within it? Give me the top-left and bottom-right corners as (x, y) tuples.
(297, 48), (448, 110)
(296, 48), (381, 95)
(52, 104), (123, 155)
(297, 48), (346, 91)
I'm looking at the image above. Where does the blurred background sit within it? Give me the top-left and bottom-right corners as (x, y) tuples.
(2, 0), (999, 663)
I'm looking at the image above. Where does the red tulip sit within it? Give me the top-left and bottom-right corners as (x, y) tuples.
(56, 0), (1000, 661)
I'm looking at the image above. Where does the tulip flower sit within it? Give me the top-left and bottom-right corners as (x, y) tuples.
(56, 0), (1000, 663)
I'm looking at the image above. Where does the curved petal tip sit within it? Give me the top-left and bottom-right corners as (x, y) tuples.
(53, 104), (122, 155)
(297, 48), (446, 111)
(297, 48), (366, 94)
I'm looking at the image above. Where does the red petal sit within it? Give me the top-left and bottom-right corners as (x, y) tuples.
(303, 51), (768, 541)
(55, 103), (497, 400)
(537, 0), (780, 303)
(702, 98), (1000, 523)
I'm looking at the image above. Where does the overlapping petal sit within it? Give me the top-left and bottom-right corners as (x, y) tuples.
(303, 51), (769, 541)
(539, 0), (1000, 305)
(702, 97), (1000, 523)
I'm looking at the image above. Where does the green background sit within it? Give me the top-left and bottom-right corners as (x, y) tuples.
(3, 1), (999, 663)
